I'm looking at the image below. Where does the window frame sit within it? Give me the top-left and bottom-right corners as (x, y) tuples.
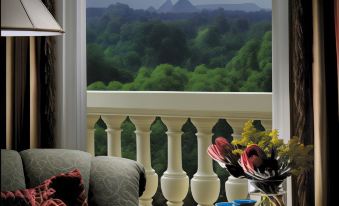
(272, 0), (291, 204)
(56, 0), (291, 204)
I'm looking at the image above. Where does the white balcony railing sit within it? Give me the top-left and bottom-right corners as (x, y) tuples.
(87, 91), (272, 206)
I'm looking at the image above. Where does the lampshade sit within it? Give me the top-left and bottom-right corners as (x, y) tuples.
(1, 0), (64, 36)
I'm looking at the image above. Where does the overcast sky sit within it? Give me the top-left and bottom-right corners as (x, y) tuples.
(87, 0), (272, 9)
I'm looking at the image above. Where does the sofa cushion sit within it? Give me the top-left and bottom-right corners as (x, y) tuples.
(88, 156), (146, 206)
(20, 149), (92, 194)
(1, 150), (26, 191)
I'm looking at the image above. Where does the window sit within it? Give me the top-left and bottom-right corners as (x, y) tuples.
(84, 0), (291, 205)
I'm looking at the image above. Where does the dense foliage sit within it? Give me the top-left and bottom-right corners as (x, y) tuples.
(87, 3), (272, 92)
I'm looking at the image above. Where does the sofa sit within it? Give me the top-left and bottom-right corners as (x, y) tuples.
(1, 149), (146, 206)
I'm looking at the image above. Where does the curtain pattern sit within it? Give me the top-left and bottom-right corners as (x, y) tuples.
(289, 0), (314, 206)
(1, 0), (56, 150)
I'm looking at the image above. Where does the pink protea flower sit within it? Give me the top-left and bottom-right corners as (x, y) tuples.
(207, 137), (229, 167)
(240, 144), (267, 174)
(208, 137), (245, 177)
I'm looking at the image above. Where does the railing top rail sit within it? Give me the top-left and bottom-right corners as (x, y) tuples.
(87, 91), (272, 119)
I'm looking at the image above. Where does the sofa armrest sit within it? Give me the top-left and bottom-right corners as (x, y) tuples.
(89, 156), (146, 206)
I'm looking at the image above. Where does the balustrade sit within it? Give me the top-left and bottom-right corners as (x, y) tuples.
(87, 91), (272, 206)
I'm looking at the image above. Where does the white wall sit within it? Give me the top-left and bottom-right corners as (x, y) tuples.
(55, 0), (87, 151)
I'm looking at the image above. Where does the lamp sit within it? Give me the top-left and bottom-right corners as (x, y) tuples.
(1, 0), (64, 36)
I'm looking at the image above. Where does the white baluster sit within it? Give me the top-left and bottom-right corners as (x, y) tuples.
(190, 118), (220, 206)
(161, 117), (189, 206)
(101, 115), (126, 157)
(87, 115), (99, 156)
(130, 116), (158, 206)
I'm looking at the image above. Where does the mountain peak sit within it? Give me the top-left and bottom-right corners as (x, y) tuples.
(196, 3), (262, 12)
(172, 0), (198, 13)
(158, 0), (173, 13)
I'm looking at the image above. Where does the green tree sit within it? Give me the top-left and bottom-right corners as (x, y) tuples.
(142, 64), (189, 91)
(87, 81), (107, 90)
(186, 65), (226, 91)
(107, 81), (123, 90)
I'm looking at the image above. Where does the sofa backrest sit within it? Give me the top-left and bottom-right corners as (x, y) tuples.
(20, 149), (92, 194)
(1, 150), (26, 191)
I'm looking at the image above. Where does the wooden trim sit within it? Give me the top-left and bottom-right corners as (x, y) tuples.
(30, 36), (38, 148)
(6, 37), (14, 150)
(312, 0), (327, 205)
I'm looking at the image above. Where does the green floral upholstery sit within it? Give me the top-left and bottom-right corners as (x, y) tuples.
(20, 149), (92, 194)
(1, 150), (26, 191)
(1, 149), (145, 206)
(89, 156), (146, 206)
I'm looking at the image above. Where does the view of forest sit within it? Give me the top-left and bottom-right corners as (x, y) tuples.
(86, 1), (271, 205)
(87, 2), (272, 92)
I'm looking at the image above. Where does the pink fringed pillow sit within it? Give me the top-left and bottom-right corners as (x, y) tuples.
(1, 169), (87, 206)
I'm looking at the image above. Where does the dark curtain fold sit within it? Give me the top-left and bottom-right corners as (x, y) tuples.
(38, 0), (57, 148)
(289, 0), (314, 206)
(1, 0), (56, 150)
(323, 0), (339, 205)
(13, 38), (30, 151)
(0, 38), (6, 149)
(36, 35), (56, 148)
(336, 0), (339, 112)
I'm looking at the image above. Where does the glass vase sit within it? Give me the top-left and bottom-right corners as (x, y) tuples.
(248, 179), (286, 206)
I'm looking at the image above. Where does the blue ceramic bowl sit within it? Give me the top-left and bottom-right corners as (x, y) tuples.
(214, 202), (234, 206)
(232, 199), (257, 206)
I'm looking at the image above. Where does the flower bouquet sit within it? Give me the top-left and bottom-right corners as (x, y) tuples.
(208, 121), (313, 206)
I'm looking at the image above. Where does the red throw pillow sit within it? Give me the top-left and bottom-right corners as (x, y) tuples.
(1, 169), (87, 206)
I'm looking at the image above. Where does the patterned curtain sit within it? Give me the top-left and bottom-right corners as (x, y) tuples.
(0, 0), (57, 150)
(290, 0), (339, 205)
(289, 0), (314, 205)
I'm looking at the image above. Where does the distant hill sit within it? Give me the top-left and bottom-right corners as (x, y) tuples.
(171, 0), (198, 13)
(87, 8), (106, 18)
(147, 6), (157, 12)
(158, 0), (173, 13)
(196, 3), (262, 12)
